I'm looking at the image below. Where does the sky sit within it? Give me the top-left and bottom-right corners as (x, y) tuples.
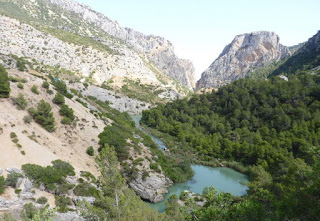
(75, 0), (320, 80)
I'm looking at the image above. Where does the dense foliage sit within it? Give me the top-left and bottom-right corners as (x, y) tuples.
(0, 64), (10, 98)
(59, 104), (75, 124)
(22, 160), (75, 188)
(142, 74), (320, 220)
(29, 100), (55, 132)
(95, 98), (193, 183)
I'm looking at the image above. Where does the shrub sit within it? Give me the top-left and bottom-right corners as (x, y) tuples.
(6, 172), (23, 187)
(36, 196), (48, 205)
(73, 183), (99, 197)
(22, 160), (74, 187)
(54, 80), (68, 95)
(42, 81), (49, 89)
(31, 85), (39, 94)
(30, 100), (55, 132)
(20, 203), (37, 220)
(61, 117), (72, 125)
(53, 92), (65, 105)
(55, 196), (72, 212)
(21, 150), (25, 155)
(142, 170), (149, 181)
(13, 93), (28, 110)
(23, 115), (32, 124)
(0, 64), (10, 98)
(10, 132), (17, 138)
(86, 146), (94, 156)
(59, 104), (74, 121)
(56, 183), (74, 195)
(0, 176), (5, 194)
(17, 82), (24, 89)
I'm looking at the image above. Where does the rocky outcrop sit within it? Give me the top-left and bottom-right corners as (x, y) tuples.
(196, 31), (291, 89)
(128, 171), (173, 203)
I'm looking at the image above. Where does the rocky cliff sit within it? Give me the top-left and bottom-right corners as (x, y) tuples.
(0, 0), (195, 89)
(196, 31), (291, 89)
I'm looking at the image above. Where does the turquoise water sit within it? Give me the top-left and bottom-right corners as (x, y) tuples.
(131, 115), (166, 150)
(130, 115), (249, 212)
(148, 165), (249, 212)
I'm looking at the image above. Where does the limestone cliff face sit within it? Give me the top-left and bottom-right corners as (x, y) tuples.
(46, 0), (195, 89)
(196, 31), (291, 89)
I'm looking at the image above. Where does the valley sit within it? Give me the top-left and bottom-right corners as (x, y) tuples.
(0, 0), (319, 220)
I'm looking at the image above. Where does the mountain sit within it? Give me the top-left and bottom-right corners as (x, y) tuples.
(0, 0), (195, 95)
(196, 31), (291, 90)
(272, 30), (320, 75)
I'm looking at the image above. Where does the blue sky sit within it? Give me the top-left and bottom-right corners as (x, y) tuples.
(76, 0), (319, 80)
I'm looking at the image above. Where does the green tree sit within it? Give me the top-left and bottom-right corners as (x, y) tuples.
(30, 100), (55, 132)
(52, 92), (65, 105)
(0, 65), (10, 98)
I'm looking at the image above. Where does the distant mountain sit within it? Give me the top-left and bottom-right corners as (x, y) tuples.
(196, 31), (291, 90)
(0, 0), (195, 93)
(272, 30), (320, 75)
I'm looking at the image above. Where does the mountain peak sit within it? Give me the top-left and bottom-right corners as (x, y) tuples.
(196, 31), (290, 89)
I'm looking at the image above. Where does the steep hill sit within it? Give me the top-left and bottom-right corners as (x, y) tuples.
(272, 30), (320, 75)
(0, 0), (194, 95)
(196, 31), (291, 89)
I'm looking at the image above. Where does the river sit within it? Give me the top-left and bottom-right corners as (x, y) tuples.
(130, 115), (249, 212)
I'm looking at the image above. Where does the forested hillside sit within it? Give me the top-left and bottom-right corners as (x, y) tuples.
(142, 74), (320, 220)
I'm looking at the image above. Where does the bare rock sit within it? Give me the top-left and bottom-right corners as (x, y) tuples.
(24, 178), (33, 192)
(0, 169), (3, 176)
(15, 178), (23, 189)
(128, 172), (173, 203)
(53, 212), (85, 221)
(6, 168), (22, 174)
(196, 31), (291, 89)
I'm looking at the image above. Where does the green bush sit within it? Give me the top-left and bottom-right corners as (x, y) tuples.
(22, 160), (74, 187)
(86, 146), (94, 156)
(42, 81), (49, 89)
(29, 100), (55, 132)
(13, 93), (28, 110)
(6, 172), (23, 187)
(0, 65), (10, 98)
(20, 203), (37, 220)
(73, 183), (99, 197)
(53, 92), (65, 105)
(36, 196), (48, 205)
(17, 82), (24, 89)
(61, 117), (72, 125)
(10, 132), (17, 139)
(142, 170), (149, 181)
(59, 104), (74, 122)
(0, 176), (5, 194)
(55, 196), (72, 212)
(31, 85), (39, 94)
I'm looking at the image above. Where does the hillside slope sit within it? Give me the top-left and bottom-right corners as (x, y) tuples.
(0, 0), (195, 90)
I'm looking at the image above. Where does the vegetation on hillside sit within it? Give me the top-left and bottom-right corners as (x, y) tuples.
(142, 74), (320, 220)
(28, 100), (55, 132)
(0, 64), (10, 98)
